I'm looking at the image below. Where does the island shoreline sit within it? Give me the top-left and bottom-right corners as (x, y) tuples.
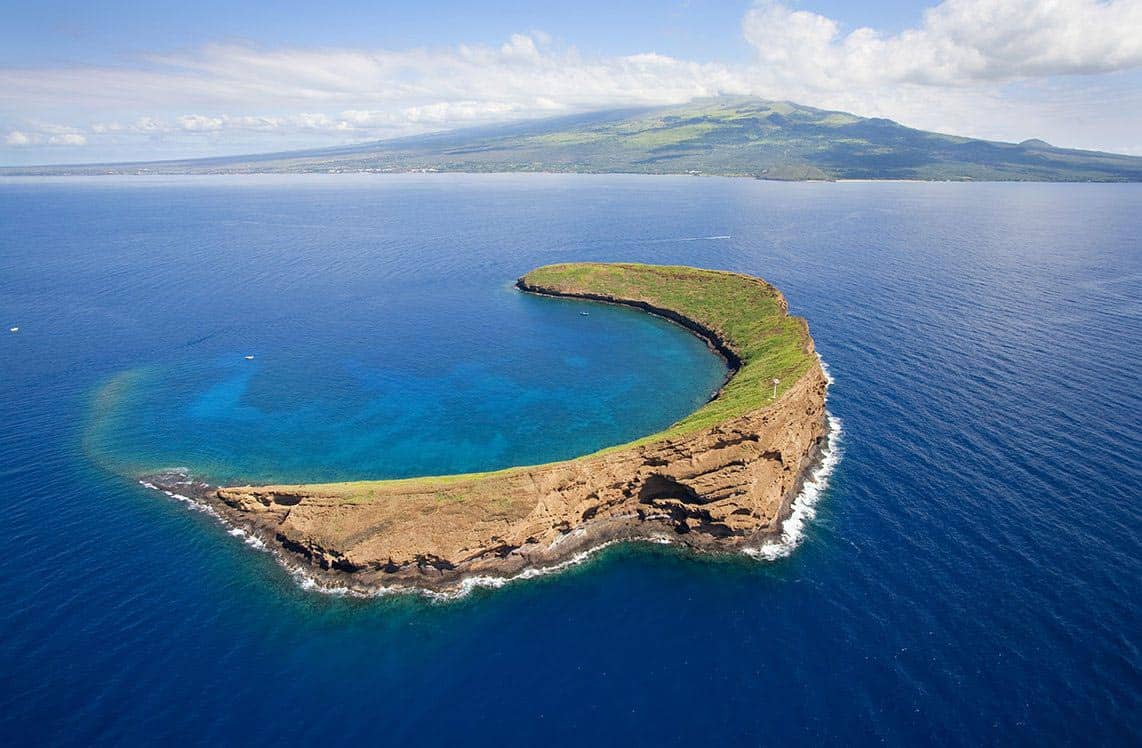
(139, 263), (832, 597)
(139, 410), (837, 599)
(516, 275), (743, 379)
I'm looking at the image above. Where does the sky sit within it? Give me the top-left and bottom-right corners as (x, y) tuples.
(2, 0), (1140, 165)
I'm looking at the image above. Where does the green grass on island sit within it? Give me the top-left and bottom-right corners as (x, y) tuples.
(18, 96), (1142, 181)
(245, 262), (818, 497)
(522, 263), (814, 447)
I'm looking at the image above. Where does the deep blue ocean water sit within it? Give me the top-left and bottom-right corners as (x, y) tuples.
(1, 175), (1138, 745)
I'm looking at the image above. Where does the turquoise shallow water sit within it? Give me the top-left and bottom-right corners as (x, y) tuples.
(1, 175), (1139, 745)
(72, 178), (727, 484)
(87, 282), (725, 484)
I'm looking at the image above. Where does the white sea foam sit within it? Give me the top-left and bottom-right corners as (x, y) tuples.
(744, 354), (842, 561)
(289, 567), (352, 596)
(743, 411), (842, 561)
(137, 355), (843, 601)
(279, 538), (636, 602)
(422, 541), (624, 601)
(140, 478), (261, 549)
(140, 479), (223, 520)
(227, 527), (267, 550)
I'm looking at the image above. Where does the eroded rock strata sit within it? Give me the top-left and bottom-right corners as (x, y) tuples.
(145, 265), (829, 593)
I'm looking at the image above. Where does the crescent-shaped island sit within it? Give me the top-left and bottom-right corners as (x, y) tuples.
(144, 263), (830, 594)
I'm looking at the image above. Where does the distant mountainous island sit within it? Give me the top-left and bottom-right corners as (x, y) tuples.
(7, 97), (1142, 181)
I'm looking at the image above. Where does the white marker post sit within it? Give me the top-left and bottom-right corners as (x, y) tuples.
(772, 378), (780, 400)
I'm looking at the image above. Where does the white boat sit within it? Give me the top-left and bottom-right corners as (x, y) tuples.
(244, 355), (255, 360)
(8, 327), (17, 333)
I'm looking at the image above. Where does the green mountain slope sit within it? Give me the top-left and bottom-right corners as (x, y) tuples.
(8, 97), (1142, 181)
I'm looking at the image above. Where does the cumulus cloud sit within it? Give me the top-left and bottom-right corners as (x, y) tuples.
(735, 0), (1142, 151)
(4, 124), (87, 147)
(0, 33), (745, 139)
(1, 0), (1140, 162)
(743, 0), (1142, 88)
(177, 114), (225, 131)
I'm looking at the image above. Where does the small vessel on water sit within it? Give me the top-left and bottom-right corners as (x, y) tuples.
(244, 355), (255, 360)
(9, 326), (18, 333)
(580, 311), (589, 316)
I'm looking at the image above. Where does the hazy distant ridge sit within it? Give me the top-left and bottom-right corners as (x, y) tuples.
(7, 97), (1142, 181)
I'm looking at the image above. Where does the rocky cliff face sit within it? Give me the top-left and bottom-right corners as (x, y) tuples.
(204, 360), (828, 592)
(144, 269), (830, 594)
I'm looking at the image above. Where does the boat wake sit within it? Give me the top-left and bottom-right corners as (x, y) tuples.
(640, 235), (732, 243)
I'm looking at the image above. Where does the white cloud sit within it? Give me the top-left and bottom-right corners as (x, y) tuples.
(0, 34), (743, 133)
(742, 0), (1142, 88)
(4, 124), (87, 147)
(735, 0), (1142, 149)
(133, 116), (165, 133)
(500, 33), (542, 62)
(1, 1), (1141, 162)
(178, 114), (225, 131)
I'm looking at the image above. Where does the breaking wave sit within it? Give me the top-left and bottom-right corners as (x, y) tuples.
(744, 411), (842, 561)
(744, 358), (843, 561)
(139, 357), (842, 602)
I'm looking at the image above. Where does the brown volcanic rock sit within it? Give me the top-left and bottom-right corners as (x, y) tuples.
(152, 264), (829, 592)
(210, 356), (827, 590)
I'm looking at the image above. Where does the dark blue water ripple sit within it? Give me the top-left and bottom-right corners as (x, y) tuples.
(1, 175), (1138, 745)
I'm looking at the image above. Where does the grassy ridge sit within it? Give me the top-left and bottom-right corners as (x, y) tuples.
(17, 96), (1142, 181)
(521, 263), (815, 446)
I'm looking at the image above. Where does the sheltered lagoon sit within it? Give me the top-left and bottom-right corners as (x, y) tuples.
(141, 262), (830, 594)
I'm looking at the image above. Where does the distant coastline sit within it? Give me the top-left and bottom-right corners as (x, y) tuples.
(6, 97), (1141, 181)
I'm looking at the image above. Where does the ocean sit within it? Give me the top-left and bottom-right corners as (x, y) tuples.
(1, 174), (1138, 744)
